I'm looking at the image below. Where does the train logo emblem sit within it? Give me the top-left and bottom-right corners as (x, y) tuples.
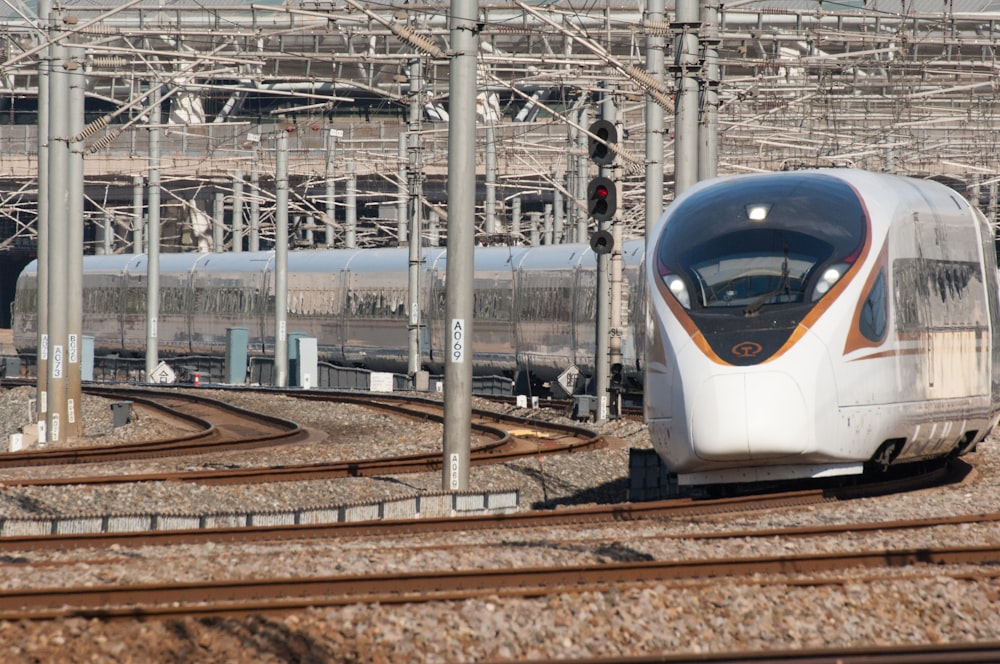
(731, 341), (763, 358)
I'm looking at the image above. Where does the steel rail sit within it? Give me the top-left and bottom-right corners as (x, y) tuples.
(2, 543), (1000, 621)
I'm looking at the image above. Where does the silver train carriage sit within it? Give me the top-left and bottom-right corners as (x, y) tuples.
(645, 168), (1000, 488)
(13, 242), (647, 394)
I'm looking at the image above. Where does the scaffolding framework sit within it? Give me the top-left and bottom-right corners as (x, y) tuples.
(0, 0), (998, 252)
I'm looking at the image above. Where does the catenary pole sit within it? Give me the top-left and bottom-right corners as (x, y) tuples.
(46, 19), (68, 444)
(645, 0), (666, 234)
(274, 120), (290, 387)
(35, 0), (50, 442)
(443, 0), (479, 492)
(144, 83), (162, 381)
(66, 44), (84, 437)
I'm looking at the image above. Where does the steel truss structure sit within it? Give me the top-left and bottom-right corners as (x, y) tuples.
(0, 0), (998, 253)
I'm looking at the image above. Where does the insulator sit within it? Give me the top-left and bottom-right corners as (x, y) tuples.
(80, 24), (117, 36)
(390, 23), (446, 59)
(74, 114), (110, 143)
(625, 65), (675, 111)
(643, 19), (673, 36)
(88, 129), (120, 154)
(89, 57), (129, 68)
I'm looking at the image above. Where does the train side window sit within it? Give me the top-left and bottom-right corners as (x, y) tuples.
(859, 268), (887, 342)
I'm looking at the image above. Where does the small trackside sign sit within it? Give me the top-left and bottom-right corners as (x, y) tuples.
(451, 319), (465, 363)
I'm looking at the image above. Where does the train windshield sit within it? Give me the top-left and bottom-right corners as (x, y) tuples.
(656, 172), (867, 313)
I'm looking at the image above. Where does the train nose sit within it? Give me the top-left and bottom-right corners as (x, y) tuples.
(689, 371), (811, 460)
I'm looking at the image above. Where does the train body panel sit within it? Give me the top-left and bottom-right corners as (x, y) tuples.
(647, 168), (1000, 487)
(12, 241), (645, 392)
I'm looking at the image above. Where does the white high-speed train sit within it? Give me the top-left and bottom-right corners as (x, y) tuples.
(646, 168), (1000, 488)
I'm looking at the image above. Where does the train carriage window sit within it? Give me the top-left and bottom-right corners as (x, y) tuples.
(859, 268), (887, 342)
(655, 172), (867, 315)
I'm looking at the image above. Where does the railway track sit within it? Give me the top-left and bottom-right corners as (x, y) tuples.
(0, 386), (606, 485)
(2, 516), (1000, 623)
(0, 383), (996, 662)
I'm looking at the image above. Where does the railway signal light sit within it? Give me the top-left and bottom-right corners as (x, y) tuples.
(587, 119), (618, 166)
(587, 176), (617, 222)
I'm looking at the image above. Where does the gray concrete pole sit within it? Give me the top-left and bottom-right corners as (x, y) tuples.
(100, 215), (113, 254)
(553, 172), (565, 243)
(131, 175), (143, 253)
(443, 0), (479, 492)
(36, 0), (50, 437)
(566, 123), (578, 238)
(511, 196), (521, 243)
(325, 130), (337, 247)
(674, 0), (702, 195)
(646, 0), (666, 235)
(543, 203), (553, 245)
(698, 0), (720, 181)
(345, 162), (357, 249)
(67, 45), (84, 437)
(397, 133), (408, 244)
(274, 122), (290, 387)
(407, 57), (424, 378)
(429, 211), (440, 247)
(485, 125), (497, 236)
(213, 188), (224, 252)
(145, 84), (162, 381)
(46, 32), (69, 444)
(575, 106), (590, 243)
(232, 170), (243, 252)
(529, 212), (540, 246)
(249, 138), (260, 251)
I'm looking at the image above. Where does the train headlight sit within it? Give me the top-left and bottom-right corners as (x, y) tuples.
(663, 274), (691, 308)
(811, 263), (848, 301)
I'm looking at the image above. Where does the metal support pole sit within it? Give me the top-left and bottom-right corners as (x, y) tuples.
(407, 57), (424, 378)
(145, 84), (162, 382)
(443, 0), (479, 492)
(645, 0), (666, 234)
(232, 170), (244, 252)
(213, 188), (224, 252)
(511, 196), (521, 243)
(345, 162), (357, 248)
(485, 125), (497, 236)
(46, 30), (69, 443)
(274, 121), (290, 387)
(35, 0), (50, 440)
(674, 0), (702, 195)
(101, 215), (113, 255)
(325, 129), (338, 247)
(131, 175), (143, 253)
(575, 106), (590, 244)
(397, 133), (408, 244)
(699, 0), (720, 181)
(249, 138), (260, 251)
(553, 172), (565, 243)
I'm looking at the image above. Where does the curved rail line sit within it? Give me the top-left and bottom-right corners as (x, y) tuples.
(0, 387), (309, 466)
(0, 387), (607, 486)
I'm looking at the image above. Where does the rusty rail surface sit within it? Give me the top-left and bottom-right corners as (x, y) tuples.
(1, 542), (1000, 621)
(0, 387), (308, 467)
(1, 387), (606, 486)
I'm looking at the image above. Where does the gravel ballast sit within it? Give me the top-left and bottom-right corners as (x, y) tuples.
(0, 385), (998, 662)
